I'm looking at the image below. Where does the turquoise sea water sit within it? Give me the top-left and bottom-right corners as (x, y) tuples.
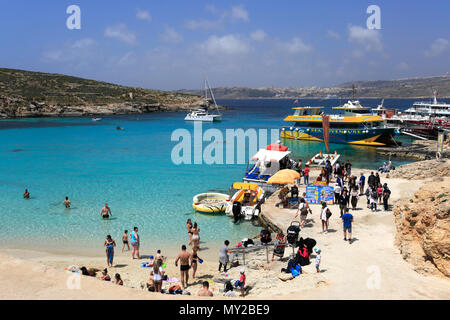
(0, 98), (436, 255)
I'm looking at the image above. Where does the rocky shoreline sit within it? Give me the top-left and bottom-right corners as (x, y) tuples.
(0, 95), (218, 119)
(376, 139), (449, 160)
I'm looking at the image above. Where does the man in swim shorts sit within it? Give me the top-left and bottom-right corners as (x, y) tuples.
(100, 203), (112, 219)
(175, 245), (191, 289)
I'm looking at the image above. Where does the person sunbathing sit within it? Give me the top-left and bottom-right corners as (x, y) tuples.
(100, 268), (111, 281)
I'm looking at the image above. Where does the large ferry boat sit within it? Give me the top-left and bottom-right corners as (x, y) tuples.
(373, 92), (450, 138)
(281, 100), (399, 146)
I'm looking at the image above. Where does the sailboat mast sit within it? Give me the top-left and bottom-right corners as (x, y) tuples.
(205, 77), (220, 115)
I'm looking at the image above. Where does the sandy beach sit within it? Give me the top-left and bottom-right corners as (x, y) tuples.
(1, 164), (449, 300)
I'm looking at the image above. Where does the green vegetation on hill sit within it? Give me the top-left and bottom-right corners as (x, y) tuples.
(0, 68), (199, 106)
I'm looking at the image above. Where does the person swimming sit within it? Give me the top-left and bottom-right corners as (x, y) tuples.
(23, 189), (30, 199)
(63, 196), (71, 208)
(100, 203), (112, 219)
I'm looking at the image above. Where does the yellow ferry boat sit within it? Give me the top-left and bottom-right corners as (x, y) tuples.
(280, 101), (399, 146)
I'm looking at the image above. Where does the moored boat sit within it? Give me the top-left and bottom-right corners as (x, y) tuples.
(225, 182), (265, 220)
(192, 193), (230, 213)
(281, 103), (399, 146)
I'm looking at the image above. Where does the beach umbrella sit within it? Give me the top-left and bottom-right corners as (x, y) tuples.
(267, 169), (300, 184)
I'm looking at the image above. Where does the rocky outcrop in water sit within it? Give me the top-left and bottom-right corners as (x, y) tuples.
(377, 139), (449, 161)
(0, 95), (206, 118)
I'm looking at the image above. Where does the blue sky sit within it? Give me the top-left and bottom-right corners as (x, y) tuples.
(0, 0), (449, 90)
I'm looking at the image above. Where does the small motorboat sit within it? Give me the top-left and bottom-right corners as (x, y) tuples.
(192, 193), (230, 213)
(92, 117), (102, 121)
(225, 182), (265, 220)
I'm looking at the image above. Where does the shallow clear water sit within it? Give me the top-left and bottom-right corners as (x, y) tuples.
(0, 98), (437, 254)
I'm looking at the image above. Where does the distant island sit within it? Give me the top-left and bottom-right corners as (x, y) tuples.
(0, 68), (205, 119)
(177, 74), (450, 99)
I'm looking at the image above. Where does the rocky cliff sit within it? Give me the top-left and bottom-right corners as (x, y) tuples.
(0, 68), (206, 118)
(393, 163), (450, 277)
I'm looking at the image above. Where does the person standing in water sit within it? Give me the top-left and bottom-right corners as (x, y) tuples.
(104, 235), (116, 267)
(63, 196), (71, 208)
(100, 203), (112, 219)
(130, 227), (140, 259)
(175, 245), (191, 289)
(23, 189), (30, 199)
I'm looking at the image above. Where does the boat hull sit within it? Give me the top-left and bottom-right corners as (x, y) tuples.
(281, 126), (398, 146)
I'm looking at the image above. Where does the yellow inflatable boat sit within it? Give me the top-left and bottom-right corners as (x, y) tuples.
(192, 193), (230, 213)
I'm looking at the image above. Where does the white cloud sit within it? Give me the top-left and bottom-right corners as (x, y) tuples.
(250, 30), (267, 41)
(200, 34), (250, 55)
(104, 24), (137, 45)
(71, 38), (95, 49)
(160, 25), (183, 43)
(231, 5), (249, 22)
(348, 25), (383, 52)
(281, 37), (313, 54)
(327, 30), (340, 40)
(425, 38), (449, 57)
(136, 9), (152, 23)
(184, 19), (222, 31)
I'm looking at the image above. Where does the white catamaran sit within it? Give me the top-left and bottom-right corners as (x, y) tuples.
(185, 77), (222, 122)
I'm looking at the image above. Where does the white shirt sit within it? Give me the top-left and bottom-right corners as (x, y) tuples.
(321, 207), (329, 221)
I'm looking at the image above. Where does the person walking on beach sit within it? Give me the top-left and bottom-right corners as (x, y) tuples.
(341, 208), (354, 243)
(175, 245), (191, 289)
(130, 227), (140, 259)
(359, 172), (366, 195)
(23, 189), (30, 199)
(122, 230), (130, 252)
(320, 202), (331, 233)
(369, 187), (378, 212)
(377, 183), (383, 205)
(63, 196), (70, 208)
(100, 203), (112, 219)
(333, 182), (342, 204)
(104, 235), (116, 267)
(337, 189), (350, 217)
(350, 186), (359, 210)
(294, 198), (312, 228)
(219, 240), (233, 273)
(191, 246), (201, 279)
(368, 172), (376, 189)
(197, 281), (214, 296)
(382, 183), (391, 211)
(303, 165), (310, 185)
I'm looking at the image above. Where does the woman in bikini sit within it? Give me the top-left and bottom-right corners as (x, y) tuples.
(190, 222), (200, 249)
(190, 246), (201, 279)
